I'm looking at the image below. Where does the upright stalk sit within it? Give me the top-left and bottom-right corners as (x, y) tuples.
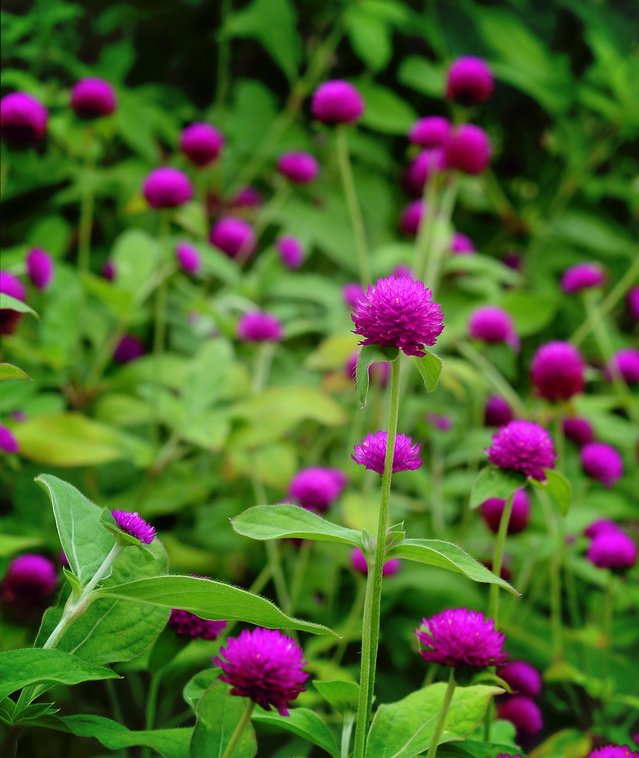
(152, 212), (171, 445)
(423, 176), (458, 295)
(353, 358), (401, 757)
(78, 152), (96, 280)
(426, 670), (456, 758)
(221, 700), (254, 758)
(414, 172), (440, 282)
(488, 492), (513, 625)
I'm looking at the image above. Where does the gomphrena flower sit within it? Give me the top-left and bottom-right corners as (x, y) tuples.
(561, 262), (606, 293)
(102, 259), (116, 281)
(446, 57), (494, 106)
(277, 152), (319, 184)
(403, 149), (446, 196)
(530, 341), (586, 401)
(426, 413), (453, 431)
(343, 282), (365, 309)
(628, 287), (639, 324)
(586, 530), (637, 571)
(409, 116), (451, 148)
(311, 80), (364, 124)
(416, 608), (508, 668)
(231, 186), (263, 209)
(0, 92), (48, 148)
(451, 232), (475, 255)
(444, 124), (491, 175)
(175, 243), (201, 275)
(351, 276), (444, 357)
(480, 489), (530, 535)
(1, 554), (57, 609)
(70, 78), (116, 119)
(588, 746), (639, 758)
(216, 627), (308, 715)
(0, 270), (27, 336)
(498, 660), (542, 697)
(26, 248), (54, 290)
(288, 467), (347, 512)
(111, 509), (156, 544)
(484, 395), (513, 428)
(209, 217), (256, 259)
(563, 417), (594, 447)
(468, 305), (519, 350)
(276, 236), (304, 269)
(0, 425), (20, 454)
(350, 547), (400, 577)
(237, 311), (283, 342)
(584, 519), (621, 539)
(345, 351), (390, 387)
(487, 420), (556, 481)
(496, 695), (543, 737)
(143, 167), (193, 209)
(400, 200), (426, 237)
(113, 334), (145, 364)
(180, 123), (224, 167)
(581, 442), (623, 488)
(168, 609), (227, 640)
(352, 431), (422, 475)
(607, 348), (639, 385)
(503, 251), (523, 270)
(393, 265), (413, 278)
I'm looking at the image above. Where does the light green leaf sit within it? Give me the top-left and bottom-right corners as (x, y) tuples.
(0, 533), (42, 557)
(253, 708), (339, 758)
(0, 293), (39, 319)
(469, 466), (525, 508)
(534, 469), (572, 516)
(346, 9), (392, 72)
(0, 363), (31, 381)
(501, 293), (558, 337)
(111, 228), (159, 299)
(355, 345), (397, 408)
(357, 81), (418, 134)
(313, 680), (359, 713)
(183, 670), (220, 709)
(191, 682), (256, 758)
(414, 352), (442, 393)
(397, 56), (445, 97)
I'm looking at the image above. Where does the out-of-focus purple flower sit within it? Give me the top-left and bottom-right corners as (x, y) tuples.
(111, 510), (156, 544)
(586, 530), (637, 571)
(487, 420), (556, 481)
(400, 200), (426, 237)
(498, 660), (542, 697)
(563, 417), (594, 447)
(276, 236), (304, 269)
(26, 248), (54, 290)
(168, 609), (226, 640)
(277, 152), (319, 184)
(497, 695), (543, 737)
(451, 232), (475, 255)
(216, 627), (308, 715)
(416, 608), (508, 668)
(143, 167), (193, 209)
(0, 425), (19, 454)
(288, 467), (347, 512)
(561, 263), (606, 294)
(71, 78), (116, 119)
(0, 92), (48, 147)
(352, 276), (444, 357)
(343, 282), (365, 309)
(352, 431), (422, 475)
(1, 554), (57, 609)
(484, 395), (513, 428)
(581, 442), (623, 488)
(102, 259), (116, 281)
(311, 80), (364, 124)
(10, 410), (26, 422)
(350, 547), (400, 577)
(345, 351), (389, 387)
(392, 265), (413, 278)
(426, 413), (453, 431)
(0, 271), (27, 336)
(503, 251), (523, 270)
(588, 746), (639, 758)
(231, 186), (263, 209)
(210, 217), (256, 259)
(480, 489), (530, 535)
(446, 57), (494, 106)
(444, 125), (491, 175)
(409, 116), (451, 148)
(237, 311), (283, 342)
(468, 306), (519, 350)
(627, 288), (639, 324)
(403, 149), (446, 196)
(531, 341), (586, 401)
(175, 243), (201, 275)
(607, 348), (639, 385)
(113, 335), (145, 364)
(584, 519), (621, 539)
(180, 123), (224, 167)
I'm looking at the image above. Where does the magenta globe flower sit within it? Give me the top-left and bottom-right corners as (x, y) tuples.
(531, 341), (586, 401)
(277, 152), (319, 184)
(352, 431), (422, 475)
(446, 57), (494, 106)
(487, 420), (556, 481)
(0, 270), (27, 336)
(237, 311), (283, 342)
(180, 123), (224, 167)
(403, 149), (446, 196)
(0, 425), (19, 454)
(1, 554), (57, 609)
(480, 489), (530, 535)
(216, 627), (308, 715)
(210, 217), (256, 259)
(409, 116), (451, 148)
(468, 306), (519, 350)
(416, 608), (508, 668)
(0, 92), (48, 148)
(586, 530), (637, 571)
(503, 251), (523, 270)
(484, 395), (513, 428)
(311, 80), (364, 124)
(111, 510), (155, 544)
(231, 186), (263, 209)
(584, 519), (622, 539)
(498, 660), (542, 697)
(496, 695), (543, 737)
(563, 417), (594, 447)
(400, 200), (426, 237)
(288, 467), (347, 512)
(343, 282), (365, 309)
(588, 747), (639, 758)
(168, 610), (227, 640)
(561, 262), (606, 294)
(276, 236), (304, 269)
(426, 413), (453, 431)
(352, 276), (444, 357)
(350, 547), (400, 577)
(113, 334), (145, 364)
(71, 78), (116, 119)
(581, 442), (623, 488)
(451, 232), (475, 255)
(175, 243), (201, 275)
(444, 124), (491, 175)
(143, 167), (193, 209)
(26, 248), (54, 290)
(607, 348), (639, 385)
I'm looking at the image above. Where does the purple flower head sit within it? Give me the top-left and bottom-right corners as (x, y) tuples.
(403, 149), (446, 196)
(484, 395), (513, 428)
(496, 695), (543, 736)
(113, 334), (145, 364)
(0, 425), (19, 454)
(180, 123), (224, 167)
(277, 152), (319, 184)
(210, 217), (256, 259)
(531, 341), (586, 401)
(588, 747), (639, 758)
(71, 78), (116, 119)
(26, 248), (54, 290)
(168, 609), (227, 640)
(628, 287), (639, 324)
(416, 608), (508, 668)
(352, 431), (422, 475)
(237, 311), (283, 342)
(581, 442), (623, 488)
(426, 413), (453, 431)
(497, 660), (542, 697)
(345, 351), (389, 387)
(102, 259), (117, 281)
(350, 547), (400, 577)
(288, 467), (347, 512)
(276, 236), (304, 269)
(480, 489), (530, 535)
(0, 270), (27, 336)
(444, 125), (491, 175)
(352, 276), (444, 357)
(311, 80), (364, 125)
(215, 627), (308, 715)
(468, 306), (519, 350)
(393, 265), (413, 278)
(563, 417), (594, 447)
(143, 167), (193, 209)
(586, 531), (637, 571)
(409, 116), (451, 148)
(584, 519), (622, 539)
(10, 410), (26, 422)
(503, 251), (523, 270)
(175, 243), (201, 275)
(607, 348), (639, 385)
(1, 554), (57, 609)
(487, 420), (556, 481)
(446, 57), (494, 106)
(561, 262), (606, 294)
(0, 92), (48, 148)
(231, 186), (263, 209)
(111, 510), (156, 544)
(451, 232), (475, 255)
(343, 282), (365, 309)
(400, 200), (426, 237)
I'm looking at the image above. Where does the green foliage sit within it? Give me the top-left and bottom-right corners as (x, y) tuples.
(190, 683), (256, 758)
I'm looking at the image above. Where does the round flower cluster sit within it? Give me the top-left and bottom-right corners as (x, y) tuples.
(530, 341), (586, 401)
(468, 306), (519, 349)
(288, 467), (347, 512)
(0, 270), (27, 336)
(445, 57), (494, 106)
(487, 420), (556, 481)
(444, 125), (491, 175)
(237, 311), (283, 342)
(480, 489), (530, 535)
(350, 548), (400, 577)
(580, 442), (623, 488)
(451, 232), (475, 255)
(403, 149), (446, 195)
(210, 217), (255, 259)
(71, 78), (117, 119)
(584, 520), (636, 572)
(277, 152), (319, 184)
(496, 660), (544, 741)
(175, 243), (201, 275)
(311, 80), (364, 124)
(562, 417), (594, 447)
(587, 747), (639, 758)
(113, 335), (145, 364)
(143, 167), (193, 209)
(352, 431), (422, 475)
(0, 91), (48, 148)
(180, 123), (224, 167)
(607, 348), (639, 385)
(0, 425), (20, 454)
(561, 262), (606, 293)
(409, 116), (451, 148)
(484, 395), (513, 428)
(168, 610), (227, 640)
(400, 200), (426, 237)
(26, 248), (54, 290)
(112, 510), (156, 544)
(276, 236), (304, 269)
(1, 554), (57, 612)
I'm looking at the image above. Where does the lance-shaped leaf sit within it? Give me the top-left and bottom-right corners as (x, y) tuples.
(252, 708), (339, 758)
(530, 469), (572, 516)
(355, 344), (398, 407)
(0, 363), (31, 381)
(469, 466), (525, 509)
(414, 351), (443, 393)
(0, 293), (39, 319)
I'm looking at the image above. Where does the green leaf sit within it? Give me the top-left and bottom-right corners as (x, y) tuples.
(397, 56), (445, 97)
(414, 352), (443, 393)
(183, 670), (220, 709)
(111, 228), (159, 300)
(501, 293), (558, 337)
(0, 648), (119, 700)
(96, 575), (338, 637)
(0, 293), (39, 319)
(356, 345), (397, 407)
(357, 81), (418, 134)
(191, 682), (256, 757)
(469, 466), (525, 508)
(387, 539), (518, 595)
(313, 679), (360, 713)
(346, 9), (392, 73)
(0, 363), (31, 381)
(232, 505), (363, 547)
(253, 708), (339, 758)
(365, 683), (503, 758)
(535, 469), (572, 516)
(0, 533), (42, 557)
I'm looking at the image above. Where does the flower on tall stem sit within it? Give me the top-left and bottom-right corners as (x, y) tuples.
(287, 467), (347, 512)
(444, 125), (491, 175)
(562, 417), (594, 446)
(481, 489), (530, 535)
(468, 305), (519, 350)
(180, 123), (224, 167)
(210, 217), (256, 259)
(496, 695), (543, 740)
(237, 311), (283, 343)
(111, 510), (156, 544)
(276, 236), (304, 269)
(143, 167), (193, 209)
(276, 152), (319, 184)
(484, 395), (513, 427)
(606, 348), (639, 385)
(530, 341), (586, 401)
(311, 80), (364, 124)
(409, 116), (451, 148)
(175, 242), (201, 275)
(352, 431), (422, 475)
(403, 149), (446, 196)
(445, 57), (494, 106)
(1, 554), (57, 611)
(586, 530), (637, 571)
(0, 92), (48, 148)
(26, 248), (54, 290)
(561, 262), (606, 293)
(580, 442), (623, 488)
(487, 420), (556, 481)
(71, 78), (117, 119)
(497, 660), (542, 697)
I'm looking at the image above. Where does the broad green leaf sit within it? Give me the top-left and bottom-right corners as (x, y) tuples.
(0, 293), (39, 319)
(542, 469), (572, 516)
(0, 363), (31, 381)
(438, 741), (521, 757)
(357, 81), (418, 134)
(527, 728), (591, 758)
(355, 345), (396, 407)
(191, 682), (256, 758)
(313, 679), (359, 713)
(469, 466), (525, 508)
(501, 293), (558, 337)
(346, 8), (392, 72)
(183, 670), (220, 709)
(182, 339), (233, 418)
(111, 228), (159, 299)
(0, 648), (118, 700)
(414, 352), (443, 393)
(387, 539), (517, 595)
(96, 575), (338, 637)
(232, 505), (363, 547)
(173, 201), (207, 239)
(365, 683), (502, 758)
(397, 56), (445, 97)
(253, 708), (339, 758)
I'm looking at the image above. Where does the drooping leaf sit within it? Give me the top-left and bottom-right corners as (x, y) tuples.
(469, 466), (525, 508)
(531, 469), (572, 516)
(253, 707), (339, 758)
(190, 682), (256, 758)
(0, 293), (40, 319)
(355, 344), (397, 407)
(414, 352), (443, 393)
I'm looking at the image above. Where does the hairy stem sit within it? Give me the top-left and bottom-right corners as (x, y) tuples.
(427, 670), (456, 758)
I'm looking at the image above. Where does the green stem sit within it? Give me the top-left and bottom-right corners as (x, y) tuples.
(145, 671), (162, 731)
(602, 571), (615, 719)
(554, 410), (565, 474)
(78, 155), (95, 280)
(85, 321), (127, 388)
(424, 176), (459, 295)
(221, 700), (254, 758)
(336, 125), (370, 285)
(539, 492), (564, 660)
(353, 358), (401, 758)
(214, 0), (233, 122)
(414, 171), (440, 282)
(488, 492), (513, 625)
(252, 342), (275, 395)
(426, 670), (456, 758)
(152, 212), (171, 446)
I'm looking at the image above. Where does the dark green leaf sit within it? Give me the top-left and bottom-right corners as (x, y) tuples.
(191, 682), (256, 758)
(313, 680), (360, 713)
(253, 707), (339, 758)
